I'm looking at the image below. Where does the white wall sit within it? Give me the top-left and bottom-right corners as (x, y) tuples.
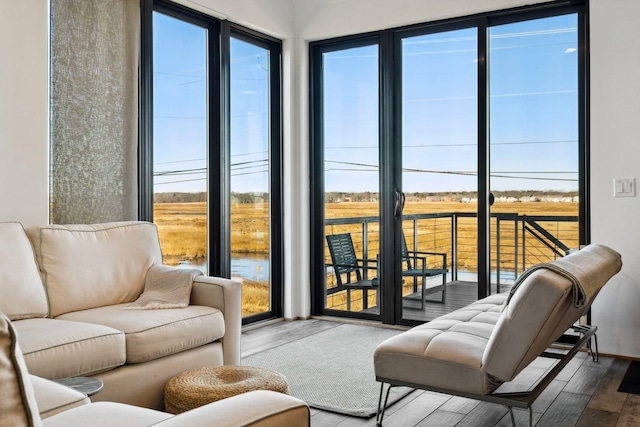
(189, 0), (295, 39)
(0, 1), (50, 226)
(589, 0), (640, 358)
(295, 0), (534, 41)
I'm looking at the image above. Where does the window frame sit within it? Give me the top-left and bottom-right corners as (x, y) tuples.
(309, 0), (588, 324)
(139, 0), (284, 324)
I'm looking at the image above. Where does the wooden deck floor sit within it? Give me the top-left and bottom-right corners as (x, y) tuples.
(241, 319), (638, 427)
(403, 280), (512, 322)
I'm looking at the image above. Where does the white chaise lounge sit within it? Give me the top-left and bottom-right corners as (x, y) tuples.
(374, 244), (622, 427)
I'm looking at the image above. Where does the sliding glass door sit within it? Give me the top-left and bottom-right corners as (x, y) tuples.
(311, 3), (587, 325)
(320, 42), (381, 318)
(488, 14), (581, 292)
(399, 28), (478, 322)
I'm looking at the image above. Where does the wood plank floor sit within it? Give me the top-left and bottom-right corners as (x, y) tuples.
(241, 319), (636, 427)
(403, 280), (512, 322)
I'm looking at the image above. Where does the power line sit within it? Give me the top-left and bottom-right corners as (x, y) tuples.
(327, 140), (577, 149)
(326, 160), (578, 182)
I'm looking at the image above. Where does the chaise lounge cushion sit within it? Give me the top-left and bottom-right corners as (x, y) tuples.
(12, 318), (125, 379)
(0, 223), (49, 321)
(374, 294), (507, 395)
(26, 222), (163, 317)
(57, 305), (224, 364)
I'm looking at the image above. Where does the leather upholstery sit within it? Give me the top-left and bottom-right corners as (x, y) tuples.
(375, 244), (622, 397)
(374, 295), (506, 394)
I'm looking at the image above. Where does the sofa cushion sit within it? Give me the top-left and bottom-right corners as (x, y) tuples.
(13, 318), (126, 379)
(41, 402), (172, 427)
(0, 223), (49, 320)
(57, 305), (224, 364)
(0, 312), (42, 427)
(26, 222), (163, 317)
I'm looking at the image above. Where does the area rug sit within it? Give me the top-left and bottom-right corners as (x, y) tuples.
(618, 360), (640, 394)
(242, 323), (414, 417)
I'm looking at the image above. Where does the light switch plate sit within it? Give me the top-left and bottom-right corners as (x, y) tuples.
(614, 178), (636, 197)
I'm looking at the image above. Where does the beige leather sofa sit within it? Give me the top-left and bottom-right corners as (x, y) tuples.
(0, 221), (241, 411)
(374, 244), (622, 427)
(1, 311), (311, 427)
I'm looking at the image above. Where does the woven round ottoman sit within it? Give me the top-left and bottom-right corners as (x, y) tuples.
(165, 366), (289, 414)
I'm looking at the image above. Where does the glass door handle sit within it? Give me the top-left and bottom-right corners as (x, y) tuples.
(394, 189), (406, 220)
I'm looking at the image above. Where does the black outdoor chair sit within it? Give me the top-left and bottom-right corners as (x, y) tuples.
(401, 233), (448, 310)
(326, 233), (379, 311)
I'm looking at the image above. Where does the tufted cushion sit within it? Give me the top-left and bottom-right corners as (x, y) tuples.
(374, 294), (507, 395)
(0, 223), (49, 320)
(0, 312), (42, 427)
(26, 222), (163, 317)
(57, 304), (224, 364)
(13, 318), (125, 379)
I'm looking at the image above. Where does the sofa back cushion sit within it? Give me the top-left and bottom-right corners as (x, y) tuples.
(0, 312), (43, 427)
(27, 222), (163, 317)
(0, 223), (49, 320)
(482, 244), (621, 382)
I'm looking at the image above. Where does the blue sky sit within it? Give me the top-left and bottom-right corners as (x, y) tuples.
(152, 12), (269, 194)
(324, 13), (579, 194)
(152, 12), (579, 195)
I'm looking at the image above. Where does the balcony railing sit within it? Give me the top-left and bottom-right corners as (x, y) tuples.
(324, 212), (578, 308)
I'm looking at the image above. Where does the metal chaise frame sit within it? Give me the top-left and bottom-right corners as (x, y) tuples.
(375, 324), (598, 427)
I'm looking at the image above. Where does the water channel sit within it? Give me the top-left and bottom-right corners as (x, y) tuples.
(178, 255), (270, 283)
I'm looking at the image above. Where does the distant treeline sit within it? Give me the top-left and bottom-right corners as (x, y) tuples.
(154, 192), (268, 204)
(154, 190), (579, 204)
(325, 190), (579, 203)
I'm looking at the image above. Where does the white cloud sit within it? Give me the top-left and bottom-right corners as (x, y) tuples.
(565, 48), (577, 54)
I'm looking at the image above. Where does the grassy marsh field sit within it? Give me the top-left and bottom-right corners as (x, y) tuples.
(154, 200), (578, 315)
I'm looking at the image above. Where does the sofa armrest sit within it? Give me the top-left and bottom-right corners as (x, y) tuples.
(190, 275), (242, 365)
(30, 375), (90, 419)
(154, 390), (310, 427)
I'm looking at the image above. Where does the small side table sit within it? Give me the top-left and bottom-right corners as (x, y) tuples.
(53, 377), (104, 396)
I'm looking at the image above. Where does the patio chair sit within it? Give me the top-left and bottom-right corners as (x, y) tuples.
(326, 233), (379, 311)
(401, 233), (448, 310)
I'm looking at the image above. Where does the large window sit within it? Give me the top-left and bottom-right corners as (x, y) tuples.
(141, 1), (283, 323)
(310, 1), (588, 325)
(152, 11), (208, 269)
(229, 35), (279, 317)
